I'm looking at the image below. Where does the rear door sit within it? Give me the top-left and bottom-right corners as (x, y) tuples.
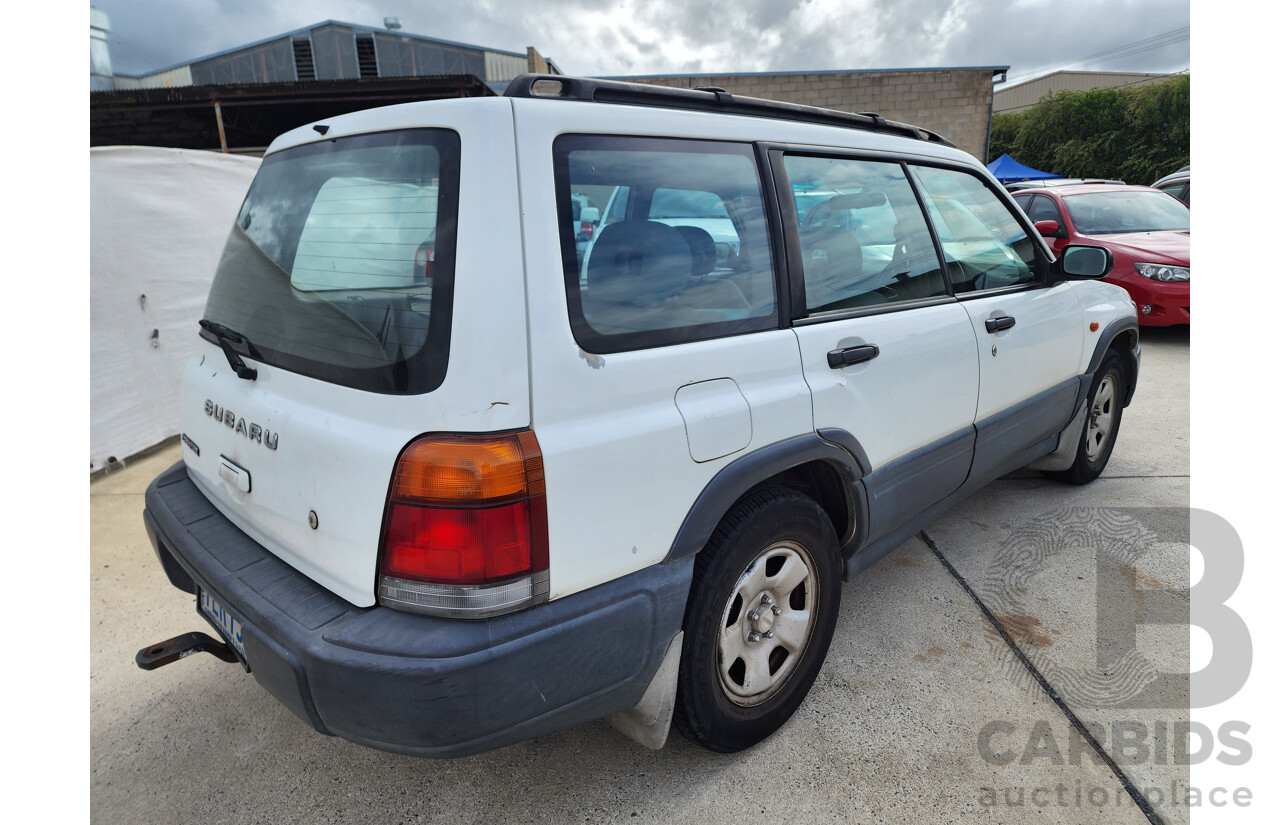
(775, 151), (980, 542)
(514, 116), (814, 598)
(910, 165), (1085, 481)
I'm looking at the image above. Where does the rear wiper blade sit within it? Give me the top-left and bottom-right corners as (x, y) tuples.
(199, 319), (258, 381)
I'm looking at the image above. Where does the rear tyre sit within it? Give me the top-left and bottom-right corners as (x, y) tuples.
(673, 488), (841, 752)
(1047, 350), (1127, 485)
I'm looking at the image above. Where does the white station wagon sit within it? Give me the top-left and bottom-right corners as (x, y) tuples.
(137, 75), (1139, 756)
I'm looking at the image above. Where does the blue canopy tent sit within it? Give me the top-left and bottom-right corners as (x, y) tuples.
(987, 153), (1061, 184)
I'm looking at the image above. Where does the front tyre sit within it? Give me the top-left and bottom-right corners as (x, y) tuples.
(1048, 349), (1127, 485)
(673, 488), (841, 752)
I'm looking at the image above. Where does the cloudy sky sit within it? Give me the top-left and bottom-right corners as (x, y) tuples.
(94, 0), (1189, 86)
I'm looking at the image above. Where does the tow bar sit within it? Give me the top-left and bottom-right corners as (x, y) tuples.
(136, 632), (241, 670)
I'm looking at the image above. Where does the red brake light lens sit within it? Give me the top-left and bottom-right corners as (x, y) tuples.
(377, 431), (550, 615)
(384, 498), (548, 585)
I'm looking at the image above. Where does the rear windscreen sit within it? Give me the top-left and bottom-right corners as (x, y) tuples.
(203, 129), (460, 394)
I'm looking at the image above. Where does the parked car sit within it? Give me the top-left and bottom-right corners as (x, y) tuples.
(570, 193), (601, 265)
(1150, 165), (1190, 205)
(1005, 177), (1125, 193)
(592, 183), (742, 266)
(1012, 184), (1188, 325)
(136, 74), (1139, 759)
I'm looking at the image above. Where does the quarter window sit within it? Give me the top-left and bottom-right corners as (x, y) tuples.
(783, 155), (947, 313)
(911, 166), (1038, 293)
(555, 136), (777, 353)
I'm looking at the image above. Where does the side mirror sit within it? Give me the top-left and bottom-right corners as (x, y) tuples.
(580, 207), (600, 225)
(1033, 219), (1065, 239)
(1059, 245), (1113, 279)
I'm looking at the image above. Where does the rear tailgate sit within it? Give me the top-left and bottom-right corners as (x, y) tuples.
(179, 98), (528, 606)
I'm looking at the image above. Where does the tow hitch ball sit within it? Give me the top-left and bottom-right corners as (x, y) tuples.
(135, 632), (240, 670)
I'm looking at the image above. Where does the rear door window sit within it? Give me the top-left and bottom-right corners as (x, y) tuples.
(555, 136), (777, 353)
(203, 129), (460, 394)
(1023, 194), (1064, 225)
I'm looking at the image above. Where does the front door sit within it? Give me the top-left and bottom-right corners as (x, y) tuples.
(911, 165), (1085, 481)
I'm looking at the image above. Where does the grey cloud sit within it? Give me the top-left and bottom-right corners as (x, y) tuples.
(92, 0), (1189, 83)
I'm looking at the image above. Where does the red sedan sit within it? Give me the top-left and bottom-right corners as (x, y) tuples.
(1012, 184), (1189, 325)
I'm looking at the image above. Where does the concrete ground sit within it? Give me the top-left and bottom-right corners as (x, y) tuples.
(90, 327), (1189, 824)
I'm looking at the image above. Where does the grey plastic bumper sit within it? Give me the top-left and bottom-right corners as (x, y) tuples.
(143, 461), (692, 757)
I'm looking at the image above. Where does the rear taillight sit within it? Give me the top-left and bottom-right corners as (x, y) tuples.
(581, 222), (595, 240)
(377, 431), (549, 619)
(413, 246), (436, 282)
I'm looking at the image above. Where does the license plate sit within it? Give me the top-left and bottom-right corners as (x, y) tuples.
(199, 589), (247, 660)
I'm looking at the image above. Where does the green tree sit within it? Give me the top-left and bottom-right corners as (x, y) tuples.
(989, 75), (1189, 183)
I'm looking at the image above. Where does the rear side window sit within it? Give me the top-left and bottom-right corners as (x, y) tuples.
(910, 166), (1038, 293)
(1022, 194), (1064, 225)
(782, 155), (947, 313)
(1157, 182), (1189, 204)
(555, 136), (778, 353)
(203, 129), (459, 394)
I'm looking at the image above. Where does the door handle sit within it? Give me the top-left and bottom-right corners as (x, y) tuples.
(985, 315), (1016, 333)
(827, 344), (880, 369)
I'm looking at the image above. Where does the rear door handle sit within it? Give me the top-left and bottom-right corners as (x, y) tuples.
(827, 344), (880, 369)
(985, 315), (1016, 333)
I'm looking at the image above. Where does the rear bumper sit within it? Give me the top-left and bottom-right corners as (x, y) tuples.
(143, 461), (692, 757)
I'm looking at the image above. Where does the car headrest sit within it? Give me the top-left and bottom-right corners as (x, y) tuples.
(586, 221), (693, 303)
(675, 225), (717, 277)
(827, 192), (888, 210)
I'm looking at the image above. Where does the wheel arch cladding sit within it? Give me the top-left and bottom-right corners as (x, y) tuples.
(1101, 324), (1140, 408)
(662, 433), (866, 565)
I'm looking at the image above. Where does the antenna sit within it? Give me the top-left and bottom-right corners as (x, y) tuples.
(384, 17), (402, 30)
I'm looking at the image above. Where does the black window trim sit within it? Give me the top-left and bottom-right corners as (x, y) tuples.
(791, 294), (958, 326)
(552, 133), (783, 355)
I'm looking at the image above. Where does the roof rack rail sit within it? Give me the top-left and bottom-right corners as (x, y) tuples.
(503, 74), (955, 148)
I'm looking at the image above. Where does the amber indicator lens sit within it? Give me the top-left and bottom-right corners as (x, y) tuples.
(392, 432), (545, 504)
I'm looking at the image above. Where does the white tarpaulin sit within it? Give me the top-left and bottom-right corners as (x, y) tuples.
(90, 147), (261, 472)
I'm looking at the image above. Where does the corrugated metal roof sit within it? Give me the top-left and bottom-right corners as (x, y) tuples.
(115, 19), (527, 80)
(994, 70), (1180, 114)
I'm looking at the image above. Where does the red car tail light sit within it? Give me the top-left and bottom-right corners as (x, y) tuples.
(377, 431), (549, 618)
